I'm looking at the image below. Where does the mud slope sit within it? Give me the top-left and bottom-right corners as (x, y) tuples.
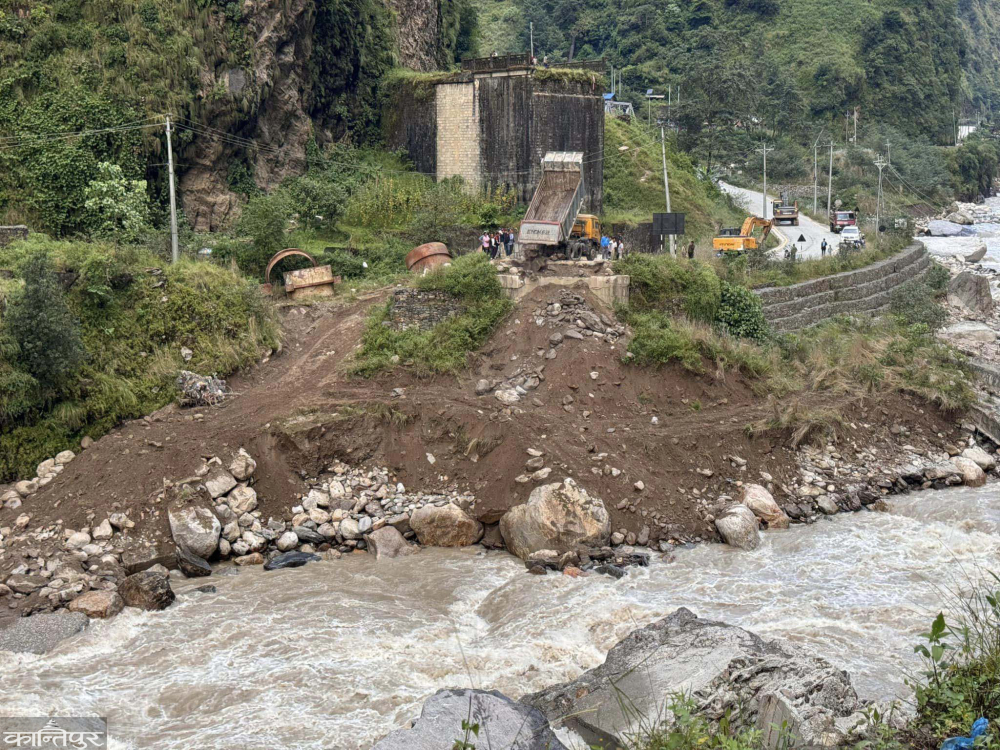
(0, 280), (960, 571)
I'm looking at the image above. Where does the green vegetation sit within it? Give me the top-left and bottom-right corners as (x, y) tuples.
(603, 117), (742, 241)
(351, 252), (512, 376)
(0, 235), (278, 481)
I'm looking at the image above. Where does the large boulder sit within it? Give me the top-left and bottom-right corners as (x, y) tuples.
(962, 445), (997, 471)
(714, 505), (761, 550)
(740, 484), (789, 530)
(167, 499), (221, 559)
(946, 210), (974, 225)
(365, 526), (418, 559)
(951, 456), (987, 487)
(410, 503), (484, 547)
(966, 245), (988, 263)
(526, 608), (860, 750)
(67, 590), (124, 619)
(499, 479), (610, 560)
(228, 449), (257, 481)
(176, 548), (212, 577)
(118, 571), (176, 611)
(927, 220), (969, 237)
(373, 689), (567, 750)
(0, 612), (89, 654)
(948, 271), (995, 315)
(203, 467), (237, 499)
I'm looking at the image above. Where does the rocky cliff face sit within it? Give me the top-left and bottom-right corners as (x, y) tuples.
(180, 0), (443, 231)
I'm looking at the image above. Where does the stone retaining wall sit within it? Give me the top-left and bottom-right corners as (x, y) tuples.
(387, 289), (465, 331)
(0, 226), (28, 247)
(756, 242), (930, 332)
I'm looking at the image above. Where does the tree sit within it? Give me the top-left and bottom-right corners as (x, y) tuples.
(4, 252), (85, 389)
(83, 162), (151, 242)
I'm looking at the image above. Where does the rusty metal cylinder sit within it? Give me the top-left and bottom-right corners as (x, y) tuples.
(406, 243), (452, 273)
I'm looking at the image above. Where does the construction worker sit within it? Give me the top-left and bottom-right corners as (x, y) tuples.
(600, 234), (610, 260)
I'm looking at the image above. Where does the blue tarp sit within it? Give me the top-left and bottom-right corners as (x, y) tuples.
(941, 717), (989, 750)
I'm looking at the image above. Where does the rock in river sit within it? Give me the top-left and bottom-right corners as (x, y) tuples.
(67, 590), (124, 619)
(526, 608), (860, 750)
(410, 503), (483, 547)
(263, 551), (320, 571)
(373, 689), (566, 750)
(740, 484), (789, 529)
(951, 456), (987, 487)
(499, 479), (610, 560)
(176, 548), (212, 578)
(118, 571), (176, 611)
(365, 526), (417, 560)
(168, 500), (221, 560)
(714, 505), (760, 550)
(0, 612), (90, 654)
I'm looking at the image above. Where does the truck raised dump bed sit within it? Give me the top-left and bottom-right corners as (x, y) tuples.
(519, 152), (600, 259)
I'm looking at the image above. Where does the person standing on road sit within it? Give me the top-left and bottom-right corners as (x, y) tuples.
(821, 238), (828, 258)
(481, 232), (490, 255)
(600, 234), (610, 260)
(687, 240), (695, 260)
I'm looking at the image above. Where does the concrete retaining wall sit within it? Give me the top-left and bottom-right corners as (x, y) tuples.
(0, 226), (28, 247)
(756, 243), (930, 332)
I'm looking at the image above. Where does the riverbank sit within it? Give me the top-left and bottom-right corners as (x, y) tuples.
(2, 482), (999, 748)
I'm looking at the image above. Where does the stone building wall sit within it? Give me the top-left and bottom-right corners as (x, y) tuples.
(386, 69), (604, 213)
(436, 81), (481, 190)
(0, 226), (28, 247)
(755, 242), (930, 332)
(388, 288), (465, 331)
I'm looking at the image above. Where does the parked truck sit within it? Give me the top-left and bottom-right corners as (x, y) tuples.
(519, 152), (601, 259)
(829, 209), (858, 233)
(771, 195), (799, 226)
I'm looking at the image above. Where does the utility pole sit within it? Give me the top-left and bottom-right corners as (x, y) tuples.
(165, 115), (179, 264)
(756, 142), (773, 219)
(827, 142), (834, 220)
(853, 107), (858, 143)
(885, 139), (891, 166)
(660, 125), (675, 257)
(529, 22), (534, 61)
(812, 131), (825, 214)
(874, 155), (887, 241)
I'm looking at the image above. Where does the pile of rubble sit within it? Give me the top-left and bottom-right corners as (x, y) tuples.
(1, 450), (77, 509)
(176, 370), (230, 407)
(475, 291), (626, 405)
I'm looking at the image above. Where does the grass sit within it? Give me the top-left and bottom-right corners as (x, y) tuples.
(0, 234), (279, 481)
(602, 117), (745, 243)
(350, 253), (513, 377)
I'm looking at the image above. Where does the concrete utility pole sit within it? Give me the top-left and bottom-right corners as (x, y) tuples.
(885, 140), (891, 166)
(660, 125), (675, 256)
(827, 142), (834, 219)
(165, 115), (179, 264)
(756, 142), (773, 219)
(529, 22), (534, 61)
(874, 155), (887, 239)
(812, 131), (825, 213)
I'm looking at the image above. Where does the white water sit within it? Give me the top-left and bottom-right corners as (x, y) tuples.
(3, 485), (1000, 749)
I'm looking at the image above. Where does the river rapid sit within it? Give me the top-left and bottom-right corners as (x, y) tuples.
(2, 484), (999, 749)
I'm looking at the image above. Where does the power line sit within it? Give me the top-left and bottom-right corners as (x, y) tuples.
(0, 119), (165, 147)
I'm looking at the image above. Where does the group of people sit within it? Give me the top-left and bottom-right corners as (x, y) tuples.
(599, 234), (627, 260)
(480, 229), (517, 259)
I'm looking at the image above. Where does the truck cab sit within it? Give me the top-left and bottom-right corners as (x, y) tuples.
(571, 215), (601, 242)
(830, 210), (857, 233)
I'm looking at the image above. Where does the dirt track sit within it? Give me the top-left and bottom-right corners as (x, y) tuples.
(0, 279), (961, 582)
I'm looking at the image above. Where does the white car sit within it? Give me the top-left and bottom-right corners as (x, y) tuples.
(839, 226), (865, 247)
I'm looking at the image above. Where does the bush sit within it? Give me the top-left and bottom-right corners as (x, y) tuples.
(232, 193), (292, 278)
(82, 161), (151, 242)
(924, 262), (951, 295)
(890, 279), (947, 331)
(715, 281), (769, 342)
(4, 251), (85, 388)
(615, 254), (721, 322)
(352, 253), (512, 375)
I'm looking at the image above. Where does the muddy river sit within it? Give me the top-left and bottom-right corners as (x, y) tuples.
(2, 485), (999, 749)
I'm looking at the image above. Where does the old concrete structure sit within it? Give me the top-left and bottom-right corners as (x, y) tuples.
(388, 288), (465, 331)
(0, 226), (28, 247)
(384, 68), (604, 212)
(755, 242), (930, 332)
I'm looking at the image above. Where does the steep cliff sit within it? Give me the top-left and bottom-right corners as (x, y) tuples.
(0, 0), (473, 234)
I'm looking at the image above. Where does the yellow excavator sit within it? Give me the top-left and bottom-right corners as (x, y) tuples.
(713, 216), (773, 255)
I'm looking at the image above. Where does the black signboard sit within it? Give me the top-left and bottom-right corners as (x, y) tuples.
(652, 212), (685, 235)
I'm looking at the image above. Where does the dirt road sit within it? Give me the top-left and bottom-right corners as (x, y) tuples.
(720, 181), (841, 260)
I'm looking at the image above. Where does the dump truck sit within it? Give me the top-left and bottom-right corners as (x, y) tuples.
(519, 152), (601, 259)
(713, 216), (772, 255)
(829, 209), (857, 233)
(771, 196), (799, 226)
